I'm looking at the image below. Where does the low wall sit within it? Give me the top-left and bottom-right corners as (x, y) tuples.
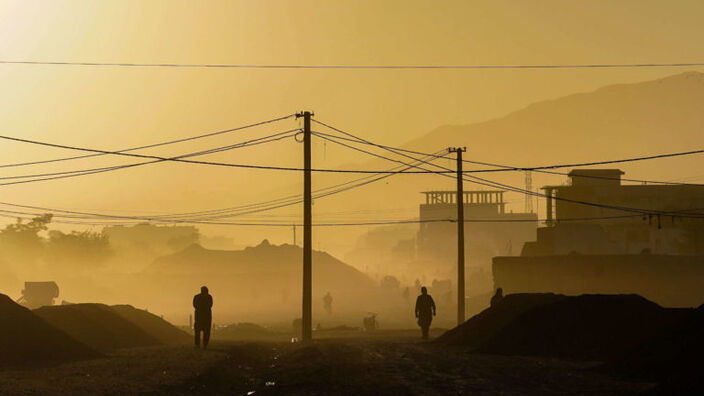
(492, 254), (704, 307)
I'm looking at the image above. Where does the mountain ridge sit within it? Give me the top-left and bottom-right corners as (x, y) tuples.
(402, 71), (704, 152)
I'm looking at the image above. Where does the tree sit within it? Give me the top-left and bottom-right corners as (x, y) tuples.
(47, 230), (112, 268)
(0, 214), (53, 268)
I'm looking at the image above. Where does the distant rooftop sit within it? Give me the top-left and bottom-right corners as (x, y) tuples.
(422, 190), (506, 206)
(567, 169), (624, 187)
(567, 169), (624, 177)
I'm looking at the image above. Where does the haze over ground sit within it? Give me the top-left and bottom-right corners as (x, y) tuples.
(1, 2), (704, 394)
(1, 0), (704, 258)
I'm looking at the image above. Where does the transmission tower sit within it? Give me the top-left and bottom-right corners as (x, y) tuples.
(525, 170), (533, 213)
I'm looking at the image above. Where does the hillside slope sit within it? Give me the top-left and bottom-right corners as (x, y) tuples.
(404, 71), (704, 168)
(315, 71), (704, 218)
(141, 241), (379, 322)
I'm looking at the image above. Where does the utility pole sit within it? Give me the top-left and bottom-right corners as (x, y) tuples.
(298, 111), (313, 342)
(449, 147), (467, 325)
(524, 170), (533, 213)
(292, 225), (296, 246)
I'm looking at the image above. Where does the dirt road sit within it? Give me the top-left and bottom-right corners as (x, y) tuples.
(0, 331), (652, 395)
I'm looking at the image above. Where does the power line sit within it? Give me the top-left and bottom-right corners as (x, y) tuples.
(145, 150), (448, 220)
(3, 144), (700, 226)
(0, 150), (450, 224)
(114, 152), (442, 220)
(0, 114), (296, 169)
(0, 129), (301, 186)
(399, 146), (704, 185)
(2, 60), (704, 70)
(4, 116), (700, 221)
(311, 132), (448, 176)
(0, 133), (450, 174)
(313, 122), (704, 218)
(311, 119), (704, 178)
(316, 125), (704, 186)
(0, 208), (682, 227)
(457, 154), (704, 185)
(0, 212), (135, 227)
(313, 120), (704, 206)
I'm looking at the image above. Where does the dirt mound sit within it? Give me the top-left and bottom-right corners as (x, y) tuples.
(214, 322), (274, 340)
(34, 303), (160, 352)
(110, 305), (190, 344)
(478, 294), (687, 360)
(0, 294), (99, 366)
(438, 293), (688, 361)
(437, 293), (566, 348)
(604, 304), (704, 394)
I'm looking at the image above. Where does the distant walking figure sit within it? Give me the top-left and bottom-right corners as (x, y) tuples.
(193, 286), (213, 349)
(490, 287), (504, 307)
(323, 291), (333, 315)
(415, 286), (436, 339)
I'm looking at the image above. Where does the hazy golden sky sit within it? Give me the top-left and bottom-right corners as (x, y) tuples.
(0, 0), (703, 251)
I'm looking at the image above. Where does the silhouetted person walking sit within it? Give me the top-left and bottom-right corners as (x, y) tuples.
(193, 286), (213, 349)
(415, 286), (436, 339)
(323, 291), (333, 315)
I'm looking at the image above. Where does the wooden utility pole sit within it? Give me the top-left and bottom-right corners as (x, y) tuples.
(300, 111), (313, 342)
(449, 147), (467, 325)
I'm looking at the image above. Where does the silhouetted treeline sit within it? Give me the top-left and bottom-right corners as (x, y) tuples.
(0, 214), (111, 271)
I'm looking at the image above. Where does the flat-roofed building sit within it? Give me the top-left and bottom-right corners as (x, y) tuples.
(494, 169), (704, 307)
(418, 190), (538, 276)
(529, 169), (704, 255)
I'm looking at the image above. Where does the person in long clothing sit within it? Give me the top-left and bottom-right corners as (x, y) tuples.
(323, 291), (333, 315)
(415, 286), (436, 339)
(193, 286), (213, 349)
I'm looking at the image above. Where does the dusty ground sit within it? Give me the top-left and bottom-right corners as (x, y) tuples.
(0, 330), (653, 395)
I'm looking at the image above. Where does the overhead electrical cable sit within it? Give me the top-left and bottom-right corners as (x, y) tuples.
(0, 133), (451, 174)
(0, 129), (299, 181)
(460, 172), (704, 218)
(2, 60), (704, 70)
(312, 122), (704, 218)
(0, 150), (450, 224)
(117, 154), (442, 220)
(0, 129), (302, 186)
(110, 149), (448, 221)
(315, 126), (704, 186)
(455, 155), (704, 186)
(0, 208), (676, 228)
(0, 114), (296, 169)
(311, 119), (704, 178)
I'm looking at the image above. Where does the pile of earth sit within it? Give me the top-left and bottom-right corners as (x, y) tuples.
(437, 293), (690, 361)
(602, 304), (704, 394)
(438, 293), (565, 349)
(33, 303), (181, 352)
(110, 304), (191, 344)
(213, 322), (274, 340)
(0, 294), (99, 366)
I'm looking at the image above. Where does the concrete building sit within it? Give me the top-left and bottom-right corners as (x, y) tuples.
(418, 190), (538, 275)
(526, 169), (704, 255)
(494, 169), (704, 307)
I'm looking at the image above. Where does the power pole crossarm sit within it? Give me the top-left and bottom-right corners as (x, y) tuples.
(448, 146), (467, 326)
